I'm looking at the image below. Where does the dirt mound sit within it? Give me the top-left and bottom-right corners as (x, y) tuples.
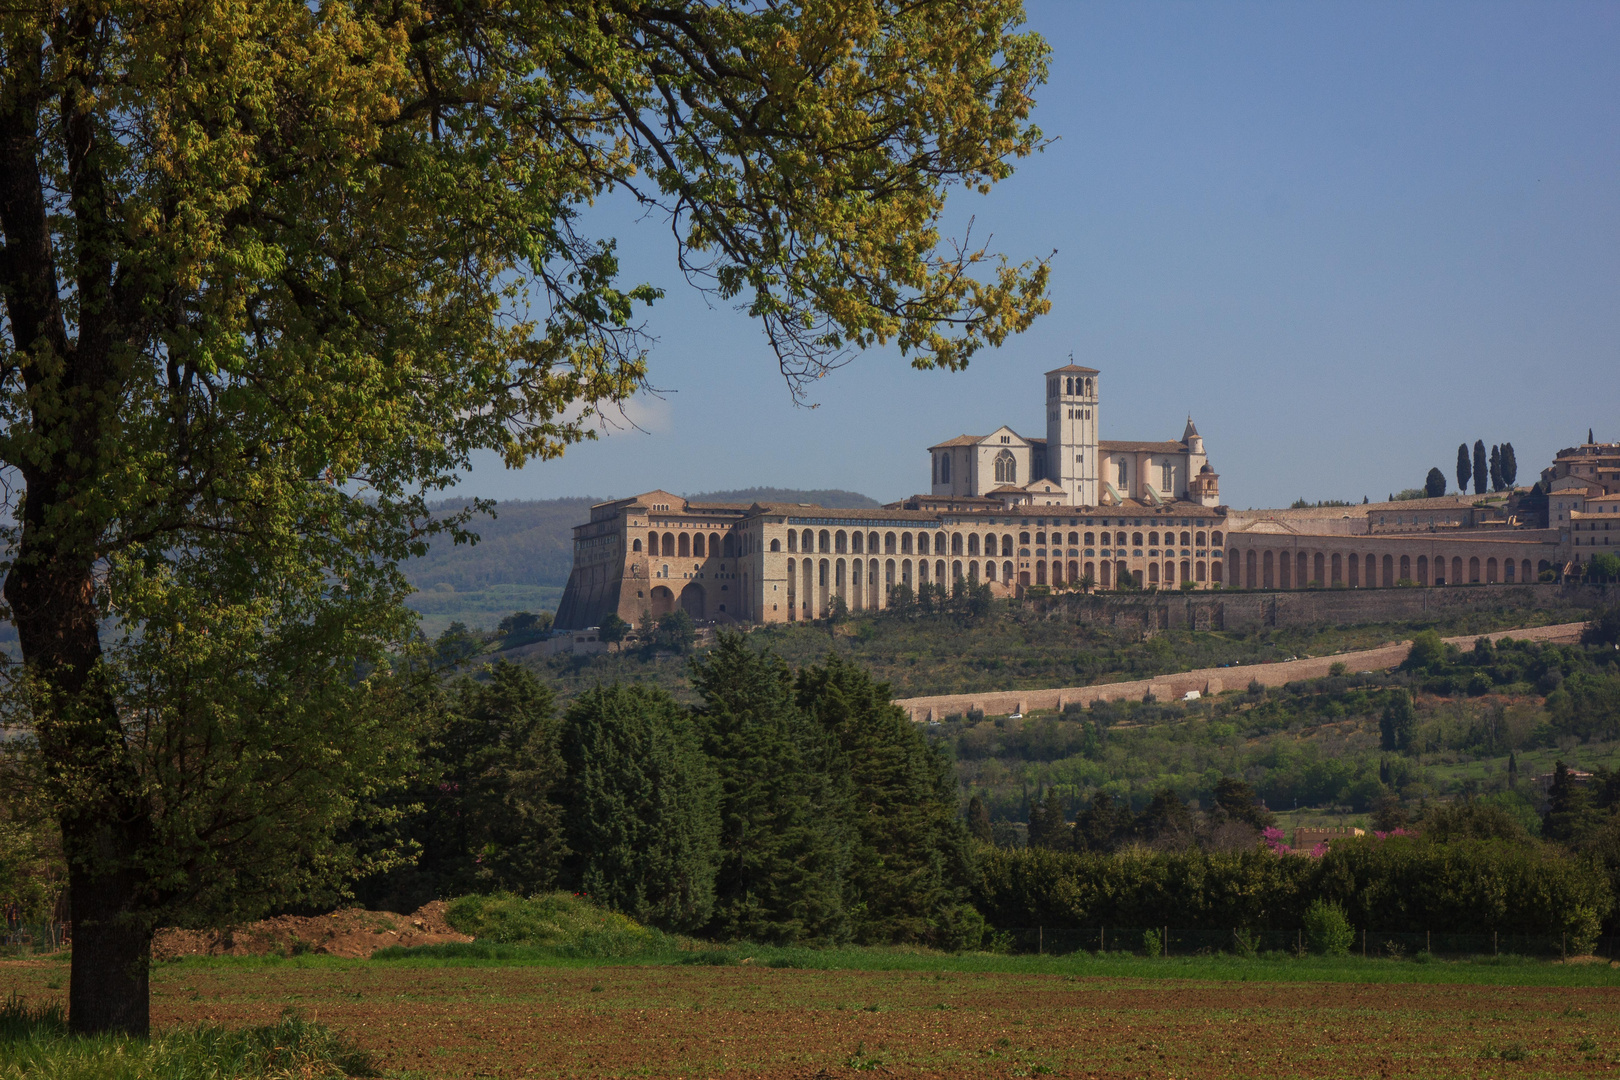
(153, 901), (471, 961)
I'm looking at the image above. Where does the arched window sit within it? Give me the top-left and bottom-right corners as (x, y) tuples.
(1035, 532), (1046, 545)
(940, 454), (951, 483)
(994, 450), (1017, 484)
(722, 533), (733, 557)
(632, 538), (642, 552)
(1065, 376), (1073, 395)
(1085, 377), (1093, 395)
(787, 530), (797, 552)
(801, 528), (813, 552)
(968, 534), (980, 556)
(663, 533), (675, 556)
(1068, 532), (1079, 546)
(901, 532), (913, 554)
(935, 531), (947, 555)
(1019, 531), (1030, 545)
(835, 530), (848, 554)
(1132, 532), (1143, 547)
(1196, 532), (1207, 546)
(648, 530), (659, 552)
(692, 533), (705, 557)
(851, 531), (863, 554)
(986, 561), (997, 580)
(885, 531), (897, 554)
(1180, 532), (1190, 547)
(1117, 460), (1128, 486)
(678, 533), (691, 558)
(915, 532), (928, 555)
(1002, 536), (1013, 557)
(1148, 531), (1159, 547)
(1212, 531), (1223, 547)
(819, 529), (831, 552)
(770, 538), (781, 552)
(1162, 462), (1174, 492)
(952, 533), (964, 555)
(1084, 532), (1095, 545)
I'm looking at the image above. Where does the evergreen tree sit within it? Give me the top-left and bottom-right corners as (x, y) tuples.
(1136, 789), (1198, 848)
(560, 684), (720, 932)
(797, 654), (977, 946)
(355, 662), (566, 911)
(1489, 445), (1504, 491)
(1073, 792), (1131, 853)
(1380, 689), (1417, 752)
(966, 797), (994, 844)
(1211, 777), (1273, 829)
(1507, 750), (1519, 788)
(1501, 443), (1518, 487)
(692, 634), (851, 945)
(598, 613), (631, 646)
(1425, 467), (1447, 498)
(1592, 428), (1597, 445)
(1543, 761), (1596, 845)
(1456, 443), (1471, 493)
(1473, 440), (1488, 495)
(1026, 788), (1069, 850)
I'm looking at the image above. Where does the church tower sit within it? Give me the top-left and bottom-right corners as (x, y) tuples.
(1045, 363), (1100, 505)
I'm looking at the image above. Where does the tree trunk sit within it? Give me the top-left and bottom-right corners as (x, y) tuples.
(6, 546), (153, 1036)
(65, 858), (153, 1037)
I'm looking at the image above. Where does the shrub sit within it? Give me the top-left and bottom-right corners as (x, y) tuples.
(443, 891), (670, 957)
(1140, 928), (1163, 957)
(1304, 899), (1354, 956)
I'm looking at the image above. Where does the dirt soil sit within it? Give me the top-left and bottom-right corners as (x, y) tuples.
(151, 901), (470, 960)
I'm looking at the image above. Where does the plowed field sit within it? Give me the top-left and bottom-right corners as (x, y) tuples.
(5, 958), (1619, 1078)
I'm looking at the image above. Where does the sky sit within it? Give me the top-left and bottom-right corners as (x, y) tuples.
(449, 1), (1620, 511)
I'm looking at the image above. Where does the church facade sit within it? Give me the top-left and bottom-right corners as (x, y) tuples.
(927, 364), (1221, 509)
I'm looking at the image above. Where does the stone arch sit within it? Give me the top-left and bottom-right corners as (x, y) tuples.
(1147, 562), (1159, 585)
(1522, 559), (1533, 582)
(1180, 559), (1191, 583)
(662, 532), (675, 556)
(1003, 560), (1014, 581)
(936, 559), (946, 582)
(1278, 551), (1291, 589)
(770, 538), (781, 552)
(1019, 570), (1031, 587)
(952, 532), (964, 556)
(1211, 559), (1222, 583)
(1100, 561), (1112, 587)
(819, 529), (831, 553)
(678, 533), (691, 558)
(1180, 531), (1191, 547)
(850, 532), (863, 555)
(1195, 560), (1206, 582)
(1212, 530), (1224, 546)
(901, 532), (914, 555)
(921, 532), (935, 555)
(723, 533), (735, 557)
(1050, 561), (1062, 584)
(801, 528), (813, 552)
(953, 559), (963, 581)
(679, 582), (704, 619)
(1132, 532), (1143, 547)
(1382, 554), (1394, 586)
(1485, 557), (1498, 583)
(1297, 551), (1308, 587)
(1468, 556), (1480, 583)
(1069, 560), (1080, 581)
(885, 531), (897, 554)
(1263, 549), (1275, 589)
(985, 561), (997, 581)
(1149, 531), (1159, 547)
(1313, 552), (1325, 584)
(967, 533), (980, 556)
(692, 533), (705, 558)
(1449, 556), (1461, 584)
(1246, 549), (1257, 589)
(650, 585), (675, 617)
(632, 538), (643, 552)
(968, 561), (979, 582)
(1417, 554), (1428, 585)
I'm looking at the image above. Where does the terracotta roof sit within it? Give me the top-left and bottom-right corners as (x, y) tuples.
(928, 434), (983, 449)
(1047, 363), (1100, 374)
(1101, 440), (1186, 454)
(986, 484), (1026, 494)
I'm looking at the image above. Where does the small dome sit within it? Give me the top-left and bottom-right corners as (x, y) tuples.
(1200, 462), (1215, 474)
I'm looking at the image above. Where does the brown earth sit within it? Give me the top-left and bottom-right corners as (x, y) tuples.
(150, 901), (471, 961)
(8, 957), (1620, 1078)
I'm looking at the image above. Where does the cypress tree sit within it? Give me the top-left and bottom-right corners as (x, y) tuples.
(1026, 788), (1069, 850)
(797, 653), (977, 946)
(560, 684), (720, 932)
(1489, 445), (1504, 491)
(1380, 689), (1416, 752)
(1473, 440), (1488, 495)
(966, 796), (994, 844)
(1456, 443), (1471, 493)
(1073, 791), (1130, 852)
(692, 633), (852, 945)
(1425, 467), (1446, 498)
(1543, 760), (1595, 844)
(1501, 443), (1518, 487)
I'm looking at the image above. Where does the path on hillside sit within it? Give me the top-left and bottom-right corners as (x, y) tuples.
(893, 621), (1589, 721)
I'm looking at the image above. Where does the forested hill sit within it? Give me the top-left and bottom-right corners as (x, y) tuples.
(404, 488), (879, 591)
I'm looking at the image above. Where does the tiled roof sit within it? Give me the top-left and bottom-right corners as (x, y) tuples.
(1047, 363), (1100, 374)
(928, 434), (983, 449)
(1101, 440), (1186, 454)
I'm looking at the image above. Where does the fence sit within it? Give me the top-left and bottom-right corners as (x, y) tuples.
(996, 926), (1619, 962)
(2, 920), (69, 956)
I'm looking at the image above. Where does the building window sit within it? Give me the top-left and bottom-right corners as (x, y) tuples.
(940, 454), (951, 483)
(1162, 462), (1174, 491)
(994, 450), (1017, 484)
(1116, 460), (1127, 487)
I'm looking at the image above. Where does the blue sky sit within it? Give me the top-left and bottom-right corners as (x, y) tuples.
(453, 1), (1619, 510)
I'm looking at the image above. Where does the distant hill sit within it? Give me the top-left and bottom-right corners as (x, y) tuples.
(404, 487), (881, 593)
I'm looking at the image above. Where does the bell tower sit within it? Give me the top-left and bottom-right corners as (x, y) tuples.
(1045, 363), (1100, 506)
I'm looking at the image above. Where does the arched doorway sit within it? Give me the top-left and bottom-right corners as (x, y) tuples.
(650, 586), (675, 617)
(679, 582), (705, 619)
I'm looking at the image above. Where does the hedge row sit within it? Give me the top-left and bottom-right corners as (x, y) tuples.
(974, 838), (1610, 943)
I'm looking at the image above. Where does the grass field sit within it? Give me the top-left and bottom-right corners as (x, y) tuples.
(7, 949), (1620, 1078)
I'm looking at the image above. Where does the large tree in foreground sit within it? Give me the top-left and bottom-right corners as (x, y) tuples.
(0, 0), (1050, 1034)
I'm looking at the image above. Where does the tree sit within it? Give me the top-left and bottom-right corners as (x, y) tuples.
(1073, 791), (1131, 853)
(559, 684), (719, 932)
(1026, 788), (1069, 850)
(352, 662), (566, 913)
(650, 609), (698, 654)
(0, 0), (1049, 1033)
(1211, 777), (1273, 830)
(1544, 761), (1596, 845)
(885, 582), (916, 616)
(1136, 788), (1198, 849)
(497, 611), (552, 640)
(1380, 689), (1416, 752)
(1425, 467), (1447, 498)
(1489, 445), (1504, 492)
(1457, 444), (1472, 494)
(1592, 429), (1597, 445)
(597, 613), (631, 647)
(966, 797), (995, 845)
(1584, 552), (1620, 585)
(1582, 605), (1620, 647)
(1501, 442), (1518, 487)
(797, 654), (976, 946)
(691, 634), (851, 945)
(1473, 441), (1489, 495)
